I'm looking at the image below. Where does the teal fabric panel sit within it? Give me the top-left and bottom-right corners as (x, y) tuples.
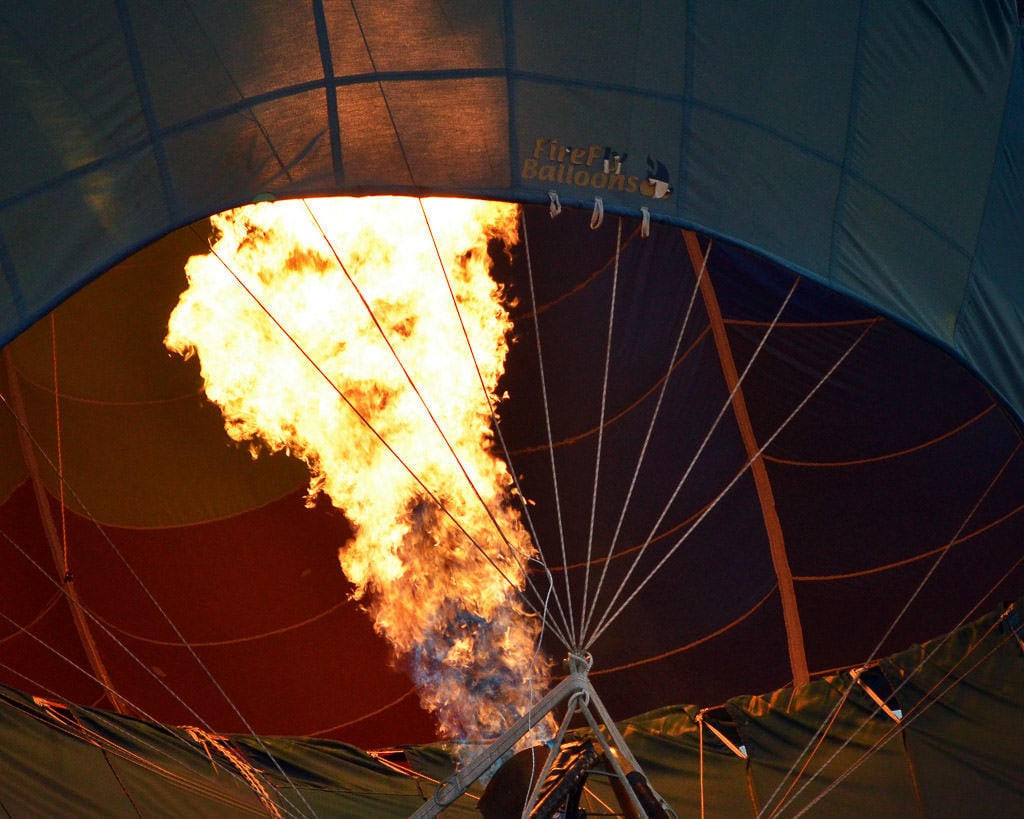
(830, 1), (1017, 344)
(956, 27), (1024, 422)
(0, 0), (1022, 428)
(678, 0), (859, 277)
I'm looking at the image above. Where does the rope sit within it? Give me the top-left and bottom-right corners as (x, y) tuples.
(785, 615), (1016, 818)
(586, 273), (801, 648)
(556, 496), (714, 571)
(511, 224), (644, 322)
(0, 379), (316, 819)
(0, 624), (288, 816)
(340, 0), (573, 640)
(184, 726), (284, 819)
(765, 402), (995, 468)
(580, 238), (713, 640)
(296, 200), (569, 645)
(1, 687), (270, 816)
(412, 197), (573, 643)
(0, 530), (216, 738)
(197, 228), (564, 647)
(307, 687), (417, 737)
(521, 210), (577, 644)
(91, 599), (349, 647)
(0, 590), (63, 645)
(698, 710), (705, 819)
(587, 318), (872, 650)
(510, 326), (711, 457)
(580, 217), (622, 643)
(792, 498), (1024, 581)
(776, 568), (1024, 818)
(588, 585), (777, 676)
(548, 191), (562, 218)
(49, 315), (69, 577)
(758, 440), (1022, 818)
(2, 352), (125, 714)
(763, 685), (854, 818)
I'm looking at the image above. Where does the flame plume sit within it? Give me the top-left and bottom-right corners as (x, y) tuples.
(166, 197), (551, 745)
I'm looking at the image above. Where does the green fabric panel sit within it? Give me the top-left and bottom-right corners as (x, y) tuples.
(402, 741), (459, 785)
(404, 706), (755, 815)
(0, 688), (269, 817)
(880, 605), (1024, 817)
(0, 685), (470, 817)
(2, 597), (1021, 817)
(615, 706), (753, 816)
(727, 677), (918, 817)
(231, 735), (473, 817)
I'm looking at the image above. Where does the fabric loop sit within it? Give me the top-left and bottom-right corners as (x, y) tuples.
(547, 190), (562, 218)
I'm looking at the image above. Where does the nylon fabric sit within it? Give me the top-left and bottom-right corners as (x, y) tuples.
(879, 609), (1024, 817)
(0, 4), (1023, 805)
(0, 1), (1022, 424)
(1, 604), (1019, 815)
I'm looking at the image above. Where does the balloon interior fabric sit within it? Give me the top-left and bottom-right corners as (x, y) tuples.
(2, 204), (1023, 815)
(1, 1), (1024, 815)
(1, 606), (1022, 816)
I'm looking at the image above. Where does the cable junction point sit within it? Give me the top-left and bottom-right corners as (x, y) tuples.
(409, 652), (677, 818)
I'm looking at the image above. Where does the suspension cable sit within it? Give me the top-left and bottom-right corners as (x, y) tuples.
(760, 440), (1022, 817)
(587, 318), (871, 650)
(0, 554), (302, 818)
(787, 609), (1018, 818)
(298, 199), (570, 643)
(580, 217), (622, 644)
(414, 196), (574, 644)
(417, 198), (573, 646)
(580, 235), (712, 640)
(521, 210), (576, 644)
(197, 226), (570, 649)
(585, 275), (800, 647)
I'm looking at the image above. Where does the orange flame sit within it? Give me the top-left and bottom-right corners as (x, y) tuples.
(165, 196), (551, 745)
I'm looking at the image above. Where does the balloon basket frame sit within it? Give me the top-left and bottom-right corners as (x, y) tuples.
(410, 653), (676, 818)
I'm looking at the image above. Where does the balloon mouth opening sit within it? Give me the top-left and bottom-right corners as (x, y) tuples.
(2, 194), (1023, 754)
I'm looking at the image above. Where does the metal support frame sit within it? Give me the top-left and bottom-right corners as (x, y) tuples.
(410, 655), (676, 818)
